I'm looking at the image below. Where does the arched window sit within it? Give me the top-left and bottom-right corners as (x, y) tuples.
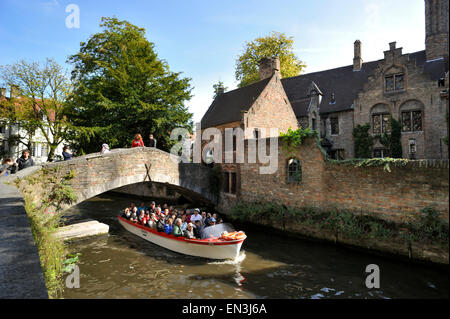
(287, 158), (302, 183)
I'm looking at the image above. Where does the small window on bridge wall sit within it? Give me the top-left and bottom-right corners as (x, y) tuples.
(223, 171), (237, 195)
(287, 158), (302, 183)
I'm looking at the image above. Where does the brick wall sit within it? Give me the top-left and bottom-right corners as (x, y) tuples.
(245, 74), (298, 138)
(219, 137), (449, 222)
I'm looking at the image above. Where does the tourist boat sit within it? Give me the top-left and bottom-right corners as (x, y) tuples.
(118, 216), (246, 260)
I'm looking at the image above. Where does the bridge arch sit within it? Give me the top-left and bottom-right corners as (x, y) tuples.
(9, 147), (216, 211)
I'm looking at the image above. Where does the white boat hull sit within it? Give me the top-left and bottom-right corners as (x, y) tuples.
(118, 217), (245, 260)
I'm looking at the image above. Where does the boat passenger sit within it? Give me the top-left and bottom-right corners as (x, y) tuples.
(181, 215), (188, 232)
(137, 202), (146, 214)
(122, 208), (131, 219)
(138, 211), (147, 225)
(185, 210), (191, 223)
(172, 218), (183, 237)
(130, 211), (138, 223)
(147, 213), (157, 229)
(184, 223), (195, 239)
(200, 212), (207, 227)
(205, 217), (216, 228)
(164, 218), (173, 235)
(156, 216), (165, 232)
(190, 209), (202, 223)
(203, 213), (212, 227)
(193, 220), (202, 239)
(148, 201), (156, 213)
(217, 218), (223, 224)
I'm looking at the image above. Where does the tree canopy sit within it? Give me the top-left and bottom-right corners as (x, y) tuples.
(212, 80), (227, 99)
(235, 32), (306, 88)
(66, 17), (193, 154)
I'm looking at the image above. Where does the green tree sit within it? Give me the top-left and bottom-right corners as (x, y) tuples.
(212, 80), (227, 99)
(66, 17), (193, 154)
(235, 32), (306, 88)
(0, 59), (73, 161)
(353, 123), (373, 158)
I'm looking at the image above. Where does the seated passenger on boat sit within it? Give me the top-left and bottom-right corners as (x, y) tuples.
(203, 213), (212, 227)
(124, 208), (131, 219)
(180, 215), (188, 232)
(172, 218), (183, 237)
(164, 218), (173, 234)
(147, 213), (157, 229)
(147, 201), (156, 213)
(130, 210), (138, 223)
(205, 217), (216, 228)
(138, 211), (147, 225)
(184, 223), (195, 239)
(137, 202), (146, 214)
(193, 220), (202, 239)
(190, 209), (202, 224)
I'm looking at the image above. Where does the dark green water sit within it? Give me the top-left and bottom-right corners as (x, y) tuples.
(61, 193), (448, 299)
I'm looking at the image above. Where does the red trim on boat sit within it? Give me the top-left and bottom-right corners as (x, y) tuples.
(118, 216), (246, 246)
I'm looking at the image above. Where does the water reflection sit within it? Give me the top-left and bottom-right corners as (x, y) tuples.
(62, 193), (449, 299)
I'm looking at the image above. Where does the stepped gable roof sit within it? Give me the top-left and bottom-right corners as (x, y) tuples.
(200, 77), (271, 129)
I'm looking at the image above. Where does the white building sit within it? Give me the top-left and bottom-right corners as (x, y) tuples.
(0, 88), (66, 163)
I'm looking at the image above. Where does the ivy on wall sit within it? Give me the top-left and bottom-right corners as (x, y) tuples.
(353, 123), (373, 158)
(279, 127), (318, 155)
(378, 117), (403, 158)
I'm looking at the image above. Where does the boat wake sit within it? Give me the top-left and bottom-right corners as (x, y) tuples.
(208, 251), (246, 265)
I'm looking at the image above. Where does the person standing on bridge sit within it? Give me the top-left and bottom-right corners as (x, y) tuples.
(62, 145), (73, 161)
(148, 134), (157, 148)
(131, 134), (145, 148)
(101, 143), (110, 154)
(16, 150), (34, 171)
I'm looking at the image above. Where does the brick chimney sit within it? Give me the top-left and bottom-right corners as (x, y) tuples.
(425, 0), (449, 61)
(353, 40), (362, 71)
(0, 87), (6, 99)
(259, 57), (281, 80)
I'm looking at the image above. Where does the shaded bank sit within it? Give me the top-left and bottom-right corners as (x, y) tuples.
(227, 202), (449, 265)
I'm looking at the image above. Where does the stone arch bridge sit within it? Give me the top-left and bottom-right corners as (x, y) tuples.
(11, 147), (217, 211)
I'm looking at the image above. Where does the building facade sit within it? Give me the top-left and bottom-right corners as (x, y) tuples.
(201, 0), (449, 162)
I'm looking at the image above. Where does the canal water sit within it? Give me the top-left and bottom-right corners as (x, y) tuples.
(62, 193), (448, 299)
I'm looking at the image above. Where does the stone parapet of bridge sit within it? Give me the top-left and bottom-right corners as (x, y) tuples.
(3, 147), (217, 211)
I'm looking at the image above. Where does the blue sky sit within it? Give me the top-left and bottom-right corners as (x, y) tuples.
(0, 0), (425, 123)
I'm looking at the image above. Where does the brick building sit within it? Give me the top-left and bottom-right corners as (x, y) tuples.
(201, 0), (449, 161)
